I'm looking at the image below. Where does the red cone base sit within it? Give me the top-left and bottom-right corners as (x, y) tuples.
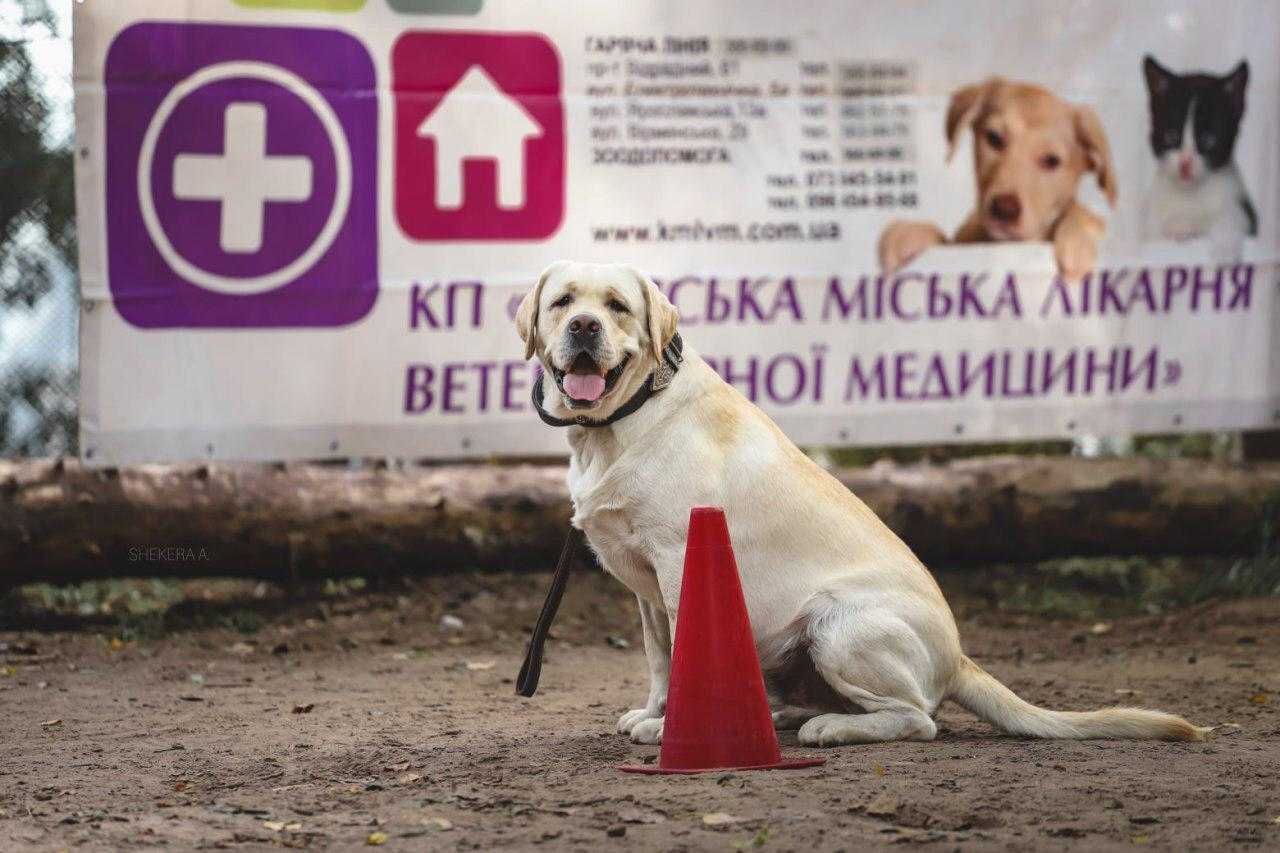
(620, 507), (825, 774)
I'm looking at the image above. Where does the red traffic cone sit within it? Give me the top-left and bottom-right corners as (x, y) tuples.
(621, 507), (825, 774)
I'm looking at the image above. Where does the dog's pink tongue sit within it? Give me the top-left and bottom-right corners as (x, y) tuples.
(563, 372), (606, 402)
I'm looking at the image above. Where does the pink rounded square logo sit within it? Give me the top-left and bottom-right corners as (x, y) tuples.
(105, 23), (378, 328)
(393, 31), (564, 241)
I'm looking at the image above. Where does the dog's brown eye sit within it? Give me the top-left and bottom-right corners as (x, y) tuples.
(551, 294), (573, 309)
(984, 129), (1005, 150)
(1040, 153), (1061, 170)
(607, 298), (630, 314)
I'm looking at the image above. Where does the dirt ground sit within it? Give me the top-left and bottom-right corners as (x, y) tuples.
(1, 570), (1278, 852)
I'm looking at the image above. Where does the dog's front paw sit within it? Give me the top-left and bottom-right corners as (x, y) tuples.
(629, 716), (665, 745)
(617, 707), (657, 735)
(1053, 231), (1098, 281)
(878, 221), (946, 274)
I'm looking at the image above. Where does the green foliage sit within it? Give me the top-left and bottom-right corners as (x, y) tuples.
(1189, 490), (1280, 600)
(1, 1), (71, 263)
(15, 577), (188, 617)
(940, 499), (1280, 621)
(938, 556), (1214, 620)
(2, 577), (275, 639)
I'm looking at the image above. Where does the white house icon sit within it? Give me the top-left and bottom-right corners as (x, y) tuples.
(416, 65), (543, 210)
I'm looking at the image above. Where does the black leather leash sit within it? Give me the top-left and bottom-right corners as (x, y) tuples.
(516, 526), (585, 696)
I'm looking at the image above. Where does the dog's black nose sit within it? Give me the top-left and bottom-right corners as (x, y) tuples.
(989, 193), (1021, 224)
(567, 314), (601, 341)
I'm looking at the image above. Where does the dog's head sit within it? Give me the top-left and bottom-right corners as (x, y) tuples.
(516, 261), (678, 419)
(947, 77), (1116, 241)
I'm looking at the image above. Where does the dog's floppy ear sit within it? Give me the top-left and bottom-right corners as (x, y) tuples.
(1074, 105), (1117, 208)
(945, 78), (999, 161)
(631, 267), (678, 363)
(516, 261), (567, 361)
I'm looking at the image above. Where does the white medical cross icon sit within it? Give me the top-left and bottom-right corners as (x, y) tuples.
(172, 101), (313, 254)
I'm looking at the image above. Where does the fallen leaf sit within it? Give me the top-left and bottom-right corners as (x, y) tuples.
(1, 666), (16, 677)
(465, 660), (495, 671)
(41, 719), (63, 728)
(1131, 834), (1150, 844)
(702, 812), (738, 826)
(872, 763), (887, 777)
(227, 641), (255, 655)
(108, 638), (126, 651)
(285, 822), (302, 831)
(367, 830), (389, 845)
(292, 703), (315, 714)
(422, 817), (453, 831)
(263, 820), (286, 832)
(1248, 693), (1268, 705)
(865, 794), (899, 818)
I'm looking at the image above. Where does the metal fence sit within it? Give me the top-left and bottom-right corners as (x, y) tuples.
(0, 240), (77, 457)
(1, 1), (77, 457)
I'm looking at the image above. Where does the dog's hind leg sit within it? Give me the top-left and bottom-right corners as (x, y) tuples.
(770, 705), (825, 731)
(796, 601), (942, 746)
(799, 706), (936, 745)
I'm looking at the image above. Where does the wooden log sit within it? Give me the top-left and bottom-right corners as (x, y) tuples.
(838, 455), (1280, 564)
(1, 456), (1277, 587)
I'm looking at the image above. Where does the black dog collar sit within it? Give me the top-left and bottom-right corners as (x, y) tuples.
(531, 333), (684, 428)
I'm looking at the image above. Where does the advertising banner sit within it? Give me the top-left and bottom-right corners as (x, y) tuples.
(74, 0), (1280, 462)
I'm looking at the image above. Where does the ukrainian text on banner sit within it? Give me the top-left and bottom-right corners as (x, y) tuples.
(73, 0), (1280, 462)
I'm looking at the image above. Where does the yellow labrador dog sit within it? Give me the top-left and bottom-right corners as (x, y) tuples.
(880, 77), (1116, 280)
(517, 260), (1206, 746)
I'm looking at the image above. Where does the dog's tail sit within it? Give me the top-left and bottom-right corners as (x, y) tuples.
(948, 655), (1210, 741)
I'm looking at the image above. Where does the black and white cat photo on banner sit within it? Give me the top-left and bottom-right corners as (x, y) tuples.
(1143, 56), (1255, 261)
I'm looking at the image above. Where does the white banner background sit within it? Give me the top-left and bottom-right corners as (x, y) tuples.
(74, 0), (1280, 462)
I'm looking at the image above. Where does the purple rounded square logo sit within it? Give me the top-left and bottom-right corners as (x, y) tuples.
(105, 23), (377, 328)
